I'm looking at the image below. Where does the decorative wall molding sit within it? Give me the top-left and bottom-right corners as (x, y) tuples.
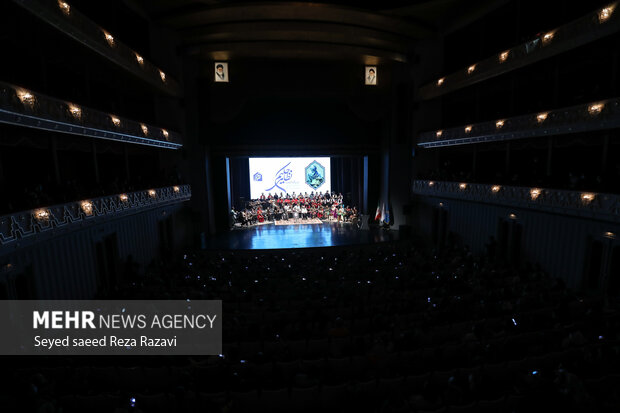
(417, 98), (620, 148)
(418, 3), (620, 101)
(0, 81), (182, 149)
(413, 180), (620, 225)
(12, 0), (182, 97)
(0, 185), (191, 252)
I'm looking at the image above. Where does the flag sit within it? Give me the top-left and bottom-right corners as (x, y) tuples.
(374, 202), (381, 221)
(384, 203), (390, 225)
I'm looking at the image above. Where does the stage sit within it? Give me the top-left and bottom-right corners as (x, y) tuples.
(204, 222), (398, 250)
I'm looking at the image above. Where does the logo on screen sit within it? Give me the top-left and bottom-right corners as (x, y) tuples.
(265, 162), (293, 193)
(253, 172), (262, 182)
(305, 160), (325, 190)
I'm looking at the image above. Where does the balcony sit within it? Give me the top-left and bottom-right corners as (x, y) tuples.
(418, 3), (619, 101)
(413, 180), (620, 224)
(417, 97), (620, 148)
(12, 0), (181, 97)
(0, 185), (191, 251)
(0, 81), (182, 149)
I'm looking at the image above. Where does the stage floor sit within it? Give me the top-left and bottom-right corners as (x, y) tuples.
(205, 222), (398, 250)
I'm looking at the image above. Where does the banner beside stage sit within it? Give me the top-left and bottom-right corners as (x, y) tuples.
(249, 157), (331, 199)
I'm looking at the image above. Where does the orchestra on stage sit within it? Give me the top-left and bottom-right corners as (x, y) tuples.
(230, 190), (360, 227)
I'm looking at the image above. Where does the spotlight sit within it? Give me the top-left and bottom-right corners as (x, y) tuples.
(135, 53), (144, 65)
(428, 181), (435, 187)
(103, 30), (114, 47)
(542, 31), (554, 44)
(530, 188), (542, 200)
(140, 124), (148, 135)
(110, 116), (121, 126)
(467, 64), (476, 74)
(17, 89), (35, 106)
(34, 209), (50, 220)
(119, 194), (128, 202)
(148, 189), (157, 198)
(537, 112), (548, 123)
(68, 104), (81, 119)
(496, 120), (505, 129)
(464, 125), (472, 133)
(162, 129), (169, 140)
(491, 185), (501, 193)
(57, 0), (70, 15)
(159, 70), (166, 82)
(81, 201), (93, 215)
(173, 186), (180, 193)
(436, 130), (443, 138)
(499, 50), (509, 62)
(581, 193), (595, 203)
(588, 103), (604, 114)
(459, 183), (467, 190)
(437, 78), (445, 86)
(599, 5), (615, 22)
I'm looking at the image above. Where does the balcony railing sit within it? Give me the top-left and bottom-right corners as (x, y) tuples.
(0, 185), (191, 250)
(417, 97), (620, 148)
(418, 3), (620, 101)
(413, 180), (620, 224)
(0, 81), (182, 149)
(12, 0), (182, 97)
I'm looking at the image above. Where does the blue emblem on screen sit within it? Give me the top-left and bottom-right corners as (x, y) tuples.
(305, 160), (325, 190)
(253, 172), (262, 182)
(265, 162), (292, 193)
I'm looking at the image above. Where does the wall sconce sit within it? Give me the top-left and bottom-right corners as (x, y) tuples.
(81, 201), (93, 215)
(103, 30), (114, 47)
(17, 89), (35, 107)
(148, 189), (157, 198)
(119, 194), (128, 202)
(140, 124), (148, 135)
(530, 188), (542, 200)
(57, 0), (70, 15)
(588, 103), (604, 115)
(34, 209), (50, 221)
(537, 112), (548, 123)
(542, 31), (554, 45)
(159, 70), (166, 82)
(491, 185), (501, 193)
(459, 183), (467, 190)
(509, 213), (517, 220)
(467, 65), (476, 74)
(581, 193), (595, 203)
(162, 129), (169, 140)
(464, 125), (472, 133)
(499, 50), (509, 63)
(599, 5), (615, 23)
(135, 53), (144, 65)
(496, 120), (505, 129)
(437, 78), (445, 86)
(173, 186), (180, 193)
(110, 116), (121, 126)
(428, 181), (435, 187)
(436, 130), (443, 138)
(68, 104), (81, 119)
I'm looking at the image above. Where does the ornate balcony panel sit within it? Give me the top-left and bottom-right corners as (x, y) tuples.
(0, 185), (191, 252)
(0, 81), (182, 149)
(413, 180), (620, 223)
(418, 98), (620, 148)
(12, 0), (181, 97)
(418, 3), (620, 101)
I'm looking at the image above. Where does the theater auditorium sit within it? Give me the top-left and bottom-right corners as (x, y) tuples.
(1, 0), (620, 412)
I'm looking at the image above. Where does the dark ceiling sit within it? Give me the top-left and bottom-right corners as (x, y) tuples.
(124, 0), (509, 63)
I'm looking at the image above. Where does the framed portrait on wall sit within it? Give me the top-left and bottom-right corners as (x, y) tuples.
(365, 66), (377, 85)
(215, 62), (229, 82)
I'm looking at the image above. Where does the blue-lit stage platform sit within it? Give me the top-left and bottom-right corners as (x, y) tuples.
(204, 222), (398, 250)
